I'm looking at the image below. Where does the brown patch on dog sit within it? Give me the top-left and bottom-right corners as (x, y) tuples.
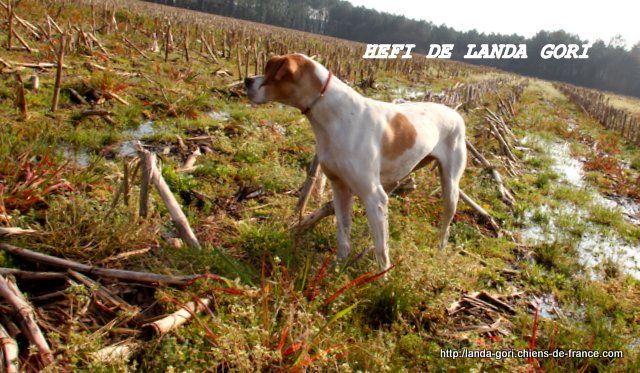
(382, 113), (417, 160)
(262, 55), (323, 108)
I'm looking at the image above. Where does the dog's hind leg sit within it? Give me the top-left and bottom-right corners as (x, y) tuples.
(435, 136), (467, 250)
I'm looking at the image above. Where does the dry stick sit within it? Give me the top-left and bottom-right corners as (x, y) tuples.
(83, 62), (105, 72)
(0, 0), (39, 39)
(67, 270), (135, 312)
(465, 140), (515, 207)
(108, 175), (125, 216)
(236, 47), (242, 80)
(0, 323), (19, 373)
(6, 0), (13, 50)
(137, 146), (201, 249)
(86, 32), (109, 56)
(105, 90), (129, 106)
(68, 87), (87, 104)
(142, 297), (212, 337)
(491, 109), (517, 141)
(183, 28), (190, 62)
(46, 15), (62, 34)
(14, 74), (28, 120)
(30, 288), (69, 303)
(485, 115), (517, 162)
(0, 243), (200, 286)
(201, 33), (218, 63)
(244, 49), (249, 79)
(92, 339), (140, 364)
(461, 294), (502, 314)
(457, 249), (518, 277)
(487, 165), (514, 206)
(0, 276), (54, 367)
(78, 109), (116, 125)
(51, 33), (65, 112)
(14, 15), (39, 39)
(176, 148), (201, 173)
(458, 190), (501, 233)
(28, 74), (39, 94)
(99, 247), (151, 265)
(164, 23), (170, 62)
(123, 161), (130, 207)
(139, 150), (152, 218)
(295, 201), (334, 232)
(151, 32), (159, 53)
(11, 61), (63, 69)
(0, 268), (66, 281)
(0, 227), (40, 237)
(123, 36), (148, 59)
(295, 155), (321, 219)
(475, 291), (517, 314)
(12, 28), (34, 53)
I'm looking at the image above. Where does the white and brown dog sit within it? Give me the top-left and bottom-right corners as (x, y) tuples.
(245, 54), (466, 271)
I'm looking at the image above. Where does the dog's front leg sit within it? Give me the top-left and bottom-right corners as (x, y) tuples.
(362, 184), (391, 271)
(330, 179), (354, 259)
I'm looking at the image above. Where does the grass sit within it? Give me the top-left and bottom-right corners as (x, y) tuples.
(605, 92), (640, 115)
(0, 0), (639, 371)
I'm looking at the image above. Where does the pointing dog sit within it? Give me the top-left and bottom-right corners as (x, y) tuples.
(245, 53), (467, 270)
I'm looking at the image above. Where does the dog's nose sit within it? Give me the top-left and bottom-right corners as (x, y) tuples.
(244, 77), (255, 88)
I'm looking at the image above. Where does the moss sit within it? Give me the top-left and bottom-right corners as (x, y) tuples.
(534, 171), (558, 190)
(630, 154), (640, 171)
(553, 185), (592, 206)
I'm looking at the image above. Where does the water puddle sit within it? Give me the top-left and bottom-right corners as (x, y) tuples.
(117, 121), (157, 158)
(604, 195), (640, 225)
(520, 136), (640, 279)
(208, 110), (230, 121)
(59, 145), (91, 168)
(531, 294), (559, 319)
(548, 142), (584, 187)
(392, 87), (425, 102)
(577, 232), (640, 278)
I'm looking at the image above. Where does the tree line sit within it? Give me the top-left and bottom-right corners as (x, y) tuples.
(145, 0), (640, 98)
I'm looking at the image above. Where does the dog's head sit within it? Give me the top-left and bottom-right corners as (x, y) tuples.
(244, 54), (324, 110)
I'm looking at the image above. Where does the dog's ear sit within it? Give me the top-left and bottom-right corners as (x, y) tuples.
(274, 55), (299, 81)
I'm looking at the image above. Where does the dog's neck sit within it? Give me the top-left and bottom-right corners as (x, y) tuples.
(304, 66), (365, 133)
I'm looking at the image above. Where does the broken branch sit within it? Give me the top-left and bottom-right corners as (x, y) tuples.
(137, 146), (201, 249)
(0, 276), (54, 367)
(142, 297), (212, 338)
(0, 243), (200, 286)
(0, 323), (19, 373)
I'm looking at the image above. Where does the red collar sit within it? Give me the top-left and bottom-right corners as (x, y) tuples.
(301, 71), (332, 115)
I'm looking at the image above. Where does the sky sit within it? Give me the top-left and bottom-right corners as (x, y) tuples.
(347, 0), (639, 49)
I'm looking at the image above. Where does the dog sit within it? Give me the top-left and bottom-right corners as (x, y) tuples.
(245, 54), (467, 270)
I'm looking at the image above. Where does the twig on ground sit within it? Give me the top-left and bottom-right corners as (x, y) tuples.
(0, 268), (66, 281)
(0, 227), (41, 237)
(0, 276), (54, 367)
(295, 155), (321, 219)
(137, 145), (201, 249)
(0, 323), (19, 373)
(0, 243), (201, 286)
(142, 297), (212, 337)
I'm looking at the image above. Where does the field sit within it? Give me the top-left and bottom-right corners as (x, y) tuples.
(1, 0), (640, 371)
